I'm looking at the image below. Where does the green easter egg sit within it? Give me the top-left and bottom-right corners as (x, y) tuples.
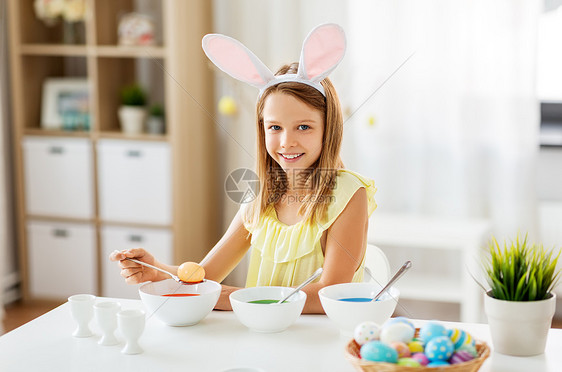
(397, 358), (421, 367)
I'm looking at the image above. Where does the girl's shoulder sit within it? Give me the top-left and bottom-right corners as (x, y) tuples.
(334, 169), (375, 190)
(322, 169), (377, 227)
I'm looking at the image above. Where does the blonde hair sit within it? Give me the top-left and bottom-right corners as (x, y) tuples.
(245, 62), (344, 228)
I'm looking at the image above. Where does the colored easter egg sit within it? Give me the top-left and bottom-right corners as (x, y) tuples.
(407, 340), (424, 353)
(354, 321), (381, 346)
(384, 316), (415, 332)
(427, 360), (450, 367)
(360, 341), (399, 363)
(425, 336), (454, 361)
(177, 262), (205, 283)
(419, 321), (448, 343)
(448, 328), (475, 350)
(457, 342), (478, 357)
(380, 323), (415, 344)
(411, 352), (429, 366)
(450, 350), (475, 364)
(397, 358), (421, 367)
(390, 341), (411, 358)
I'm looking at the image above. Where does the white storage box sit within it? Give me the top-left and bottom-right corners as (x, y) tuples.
(97, 140), (172, 225)
(22, 137), (94, 218)
(101, 225), (173, 299)
(27, 220), (96, 299)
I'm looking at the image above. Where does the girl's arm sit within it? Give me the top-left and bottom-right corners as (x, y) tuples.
(200, 209), (252, 310)
(301, 187), (369, 314)
(110, 209), (252, 310)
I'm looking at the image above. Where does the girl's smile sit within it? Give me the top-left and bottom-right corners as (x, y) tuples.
(279, 153), (304, 162)
(262, 92), (324, 176)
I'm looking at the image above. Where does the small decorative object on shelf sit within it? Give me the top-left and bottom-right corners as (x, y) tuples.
(41, 78), (90, 131)
(477, 233), (561, 356)
(146, 103), (165, 135)
(33, 0), (86, 44)
(118, 83), (147, 135)
(118, 13), (155, 46)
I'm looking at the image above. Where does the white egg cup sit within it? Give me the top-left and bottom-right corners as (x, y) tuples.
(68, 294), (96, 338)
(94, 301), (121, 346)
(117, 309), (145, 355)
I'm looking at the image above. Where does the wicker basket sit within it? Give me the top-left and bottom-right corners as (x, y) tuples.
(345, 332), (491, 372)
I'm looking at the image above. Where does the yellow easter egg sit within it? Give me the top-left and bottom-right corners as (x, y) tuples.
(177, 262), (205, 283)
(408, 340), (424, 354)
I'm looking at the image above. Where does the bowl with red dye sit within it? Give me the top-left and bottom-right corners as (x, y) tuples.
(139, 278), (221, 326)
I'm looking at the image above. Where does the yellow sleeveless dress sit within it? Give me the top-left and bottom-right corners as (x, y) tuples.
(243, 169), (377, 287)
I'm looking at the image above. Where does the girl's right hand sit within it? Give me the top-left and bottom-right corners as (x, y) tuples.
(109, 248), (163, 284)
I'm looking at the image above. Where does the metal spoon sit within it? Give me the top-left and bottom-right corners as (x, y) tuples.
(125, 257), (185, 284)
(276, 267), (323, 304)
(371, 261), (412, 302)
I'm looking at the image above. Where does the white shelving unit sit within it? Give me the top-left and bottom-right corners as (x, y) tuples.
(368, 213), (491, 322)
(7, 0), (218, 302)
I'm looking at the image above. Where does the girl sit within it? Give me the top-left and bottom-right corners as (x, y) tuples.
(110, 24), (377, 314)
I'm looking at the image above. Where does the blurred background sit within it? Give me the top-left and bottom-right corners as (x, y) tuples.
(1, 0), (562, 333)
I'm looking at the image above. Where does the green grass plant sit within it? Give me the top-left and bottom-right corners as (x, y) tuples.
(149, 103), (164, 117)
(481, 234), (561, 301)
(120, 83), (146, 106)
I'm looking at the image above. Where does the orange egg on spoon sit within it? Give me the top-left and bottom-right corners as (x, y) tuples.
(177, 262), (205, 283)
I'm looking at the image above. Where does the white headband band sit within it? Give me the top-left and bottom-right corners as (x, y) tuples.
(202, 23), (347, 97)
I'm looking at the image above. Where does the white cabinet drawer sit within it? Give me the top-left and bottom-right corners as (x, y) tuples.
(97, 140), (172, 225)
(23, 137), (94, 218)
(27, 220), (96, 298)
(101, 225), (173, 299)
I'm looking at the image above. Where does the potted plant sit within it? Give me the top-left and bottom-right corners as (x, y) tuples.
(479, 234), (561, 356)
(146, 103), (165, 134)
(118, 83), (147, 134)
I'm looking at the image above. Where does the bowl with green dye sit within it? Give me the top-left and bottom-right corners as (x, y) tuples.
(229, 286), (306, 333)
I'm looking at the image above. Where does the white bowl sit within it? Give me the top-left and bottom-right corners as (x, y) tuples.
(139, 279), (221, 326)
(229, 286), (306, 333)
(318, 282), (399, 334)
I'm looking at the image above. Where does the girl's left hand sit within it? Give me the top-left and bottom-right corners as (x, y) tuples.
(214, 284), (240, 311)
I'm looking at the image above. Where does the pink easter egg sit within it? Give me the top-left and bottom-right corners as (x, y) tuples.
(390, 341), (411, 358)
(411, 352), (429, 366)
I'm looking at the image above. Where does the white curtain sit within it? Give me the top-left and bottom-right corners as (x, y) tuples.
(345, 0), (541, 240)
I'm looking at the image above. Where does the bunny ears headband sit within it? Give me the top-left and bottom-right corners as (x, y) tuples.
(202, 23), (346, 97)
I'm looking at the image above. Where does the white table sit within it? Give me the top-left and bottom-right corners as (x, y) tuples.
(1, 298), (561, 372)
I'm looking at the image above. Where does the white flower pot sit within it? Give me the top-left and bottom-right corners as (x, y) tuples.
(118, 106), (147, 134)
(484, 291), (556, 356)
(146, 116), (165, 134)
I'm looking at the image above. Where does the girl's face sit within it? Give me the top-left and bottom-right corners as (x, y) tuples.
(262, 92), (324, 176)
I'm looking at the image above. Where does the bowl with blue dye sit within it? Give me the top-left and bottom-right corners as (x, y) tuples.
(319, 283), (399, 334)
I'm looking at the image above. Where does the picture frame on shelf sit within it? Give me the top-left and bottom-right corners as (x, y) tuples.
(41, 78), (90, 131)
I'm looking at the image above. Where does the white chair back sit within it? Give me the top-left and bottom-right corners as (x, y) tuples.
(363, 244), (391, 286)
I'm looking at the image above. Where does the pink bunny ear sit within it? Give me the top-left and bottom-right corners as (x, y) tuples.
(202, 34), (275, 88)
(297, 24), (346, 83)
